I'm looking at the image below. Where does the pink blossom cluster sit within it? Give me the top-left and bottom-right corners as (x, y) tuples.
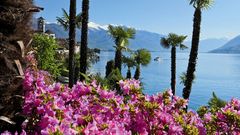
(18, 69), (205, 134)
(119, 79), (141, 95)
(203, 98), (240, 134)
(0, 131), (26, 135)
(1, 68), (240, 134)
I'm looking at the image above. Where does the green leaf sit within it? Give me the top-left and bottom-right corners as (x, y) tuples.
(208, 92), (227, 112)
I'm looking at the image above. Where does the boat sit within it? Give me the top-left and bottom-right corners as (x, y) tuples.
(154, 57), (161, 61)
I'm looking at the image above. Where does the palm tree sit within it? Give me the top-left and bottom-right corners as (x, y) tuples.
(108, 25), (136, 73)
(122, 56), (136, 79)
(56, 8), (82, 30)
(79, 0), (89, 81)
(161, 33), (187, 95)
(183, 0), (214, 100)
(56, 7), (82, 86)
(133, 49), (151, 80)
(68, 0), (77, 88)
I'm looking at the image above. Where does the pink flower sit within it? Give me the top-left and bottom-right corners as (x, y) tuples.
(20, 130), (27, 135)
(99, 90), (114, 99)
(53, 97), (65, 110)
(1, 131), (12, 135)
(23, 71), (34, 91)
(204, 113), (212, 122)
(84, 120), (99, 135)
(168, 124), (183, 135)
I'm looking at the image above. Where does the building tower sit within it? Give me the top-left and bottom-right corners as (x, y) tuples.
(37, 17), (45, 33)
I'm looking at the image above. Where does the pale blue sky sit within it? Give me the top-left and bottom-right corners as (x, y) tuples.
(35, 0), (240, 40)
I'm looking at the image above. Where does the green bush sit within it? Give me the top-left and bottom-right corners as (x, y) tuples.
(32, 34), (61, 78)
(208, 92), (227, 112)
(197, 92), (227, 117)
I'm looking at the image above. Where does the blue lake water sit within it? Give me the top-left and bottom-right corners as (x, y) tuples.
(91, 51), (240, 110)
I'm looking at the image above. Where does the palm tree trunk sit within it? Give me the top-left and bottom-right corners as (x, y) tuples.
(114, 49), (122, 72)
(183, 8), (201, 100)
(171, 46), (176, 95)
(79, 0), (89, 81)
(105, 60), (114, 77)
(74, 66), (79, 83)
(68, 0), (76, 88)
(134, 65), (140, 80)
(126, 66), (131, 79)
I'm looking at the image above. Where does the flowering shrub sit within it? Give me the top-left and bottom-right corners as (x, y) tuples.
(1, 67), (240, 134)
(199, 98), (240, 134)
(5, 68), (204, 134)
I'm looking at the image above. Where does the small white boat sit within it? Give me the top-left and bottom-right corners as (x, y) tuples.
(154, 57), (161, 61)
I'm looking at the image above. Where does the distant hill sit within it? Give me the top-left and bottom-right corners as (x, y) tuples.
(210, 35), (240, 53)
(184, 38), (228, 53)
(32, 19), (227, 52)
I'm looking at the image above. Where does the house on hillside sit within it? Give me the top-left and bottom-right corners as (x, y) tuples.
(36, 17), (56, 39)
(36, 17), (85, 54)
(45, 29), (56, 39)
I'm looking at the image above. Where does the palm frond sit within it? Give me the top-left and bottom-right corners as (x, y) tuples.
(62, 8), (70, 20)
(134, 49), (151, 66)
(56, 8), (82, 30)
(161, 33), (187, 49)
(56, 17), (68, 30)
(108, 25), (136, 51)
(160, 38), (170, 49)
(169, 33), (178, 39)
(120, 38), (129, 47)
(76, 13), (82, 29)
(108, 25), (117, 38)
(56, 8), (70, 31)
(200, 0), (214, 9)
(126, 28), (136, 39)
(122, 56), (136, 68)
(208, 92), (226, 111)
(177, 35), (187, 43)
(180, 72), (196, 85)
(201, 0), (214, 10)
(180, 44), (188, 50)
(189, 0), (214, 9)
(76, 12), (82, 19)
(179, 72), (187, 85)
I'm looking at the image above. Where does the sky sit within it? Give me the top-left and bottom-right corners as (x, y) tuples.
(34, 0), (240, 40)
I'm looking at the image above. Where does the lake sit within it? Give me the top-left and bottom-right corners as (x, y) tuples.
(91, 51), (240, 110)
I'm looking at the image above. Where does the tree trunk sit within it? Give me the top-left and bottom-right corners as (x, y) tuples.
(183, 8), (201, 100)
(68, 0), (76, 88)
(105, 60), (114, 77)
(171, 46), (176, 95)
(79, 0), (89, 81)
(74, 66), (79, 83)
(134, 65), (140, 80)
(126, 67), (131, 79)
(114, 49), (122, 72)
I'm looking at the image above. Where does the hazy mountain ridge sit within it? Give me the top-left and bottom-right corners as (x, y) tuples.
(184, 38), (228, 53)
(211, 35), (240, 53)
(35, 21), (165, 51)
(33, 19), (227, 52)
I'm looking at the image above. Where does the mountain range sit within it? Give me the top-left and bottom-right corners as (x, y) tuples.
(44, 22), (166, 51)
(185, 38), (228, 53)
(210, 35), (240, 53)
(33, 19), (228, 52)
